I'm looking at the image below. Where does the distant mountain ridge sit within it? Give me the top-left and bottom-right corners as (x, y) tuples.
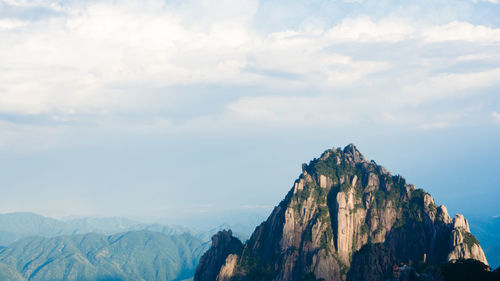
(0, 230), (209, 281)
(0, 213), (252, 281)
(0, 212), (250, 247)
(194, 144), (490, 281)
(0, 212), (74, 245)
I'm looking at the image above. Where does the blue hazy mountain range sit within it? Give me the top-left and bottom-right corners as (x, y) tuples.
(0, 231), (208, 281)
(0, 212), (252, 247)
(0, 212), (257, 281)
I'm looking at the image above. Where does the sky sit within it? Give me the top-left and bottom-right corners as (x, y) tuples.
(0, 0), (499, 226)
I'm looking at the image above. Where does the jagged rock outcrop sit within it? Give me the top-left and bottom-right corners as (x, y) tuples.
(217, 254), (240, 281)
(448, 215), (488, 265)
(194, 144), (488, 281)
(194, 230), (243, 281)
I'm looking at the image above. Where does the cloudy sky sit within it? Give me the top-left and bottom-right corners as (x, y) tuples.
(0, 0), (499, 224)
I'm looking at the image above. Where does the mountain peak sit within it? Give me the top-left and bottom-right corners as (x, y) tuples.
(342, 143), (365, 163)
(195, 144), (488, 281)
(195, 230), (243, 281)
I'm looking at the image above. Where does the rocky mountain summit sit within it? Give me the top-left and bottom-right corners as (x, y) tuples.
(194, 144), (488, 281)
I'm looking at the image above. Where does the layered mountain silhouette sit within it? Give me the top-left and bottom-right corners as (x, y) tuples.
(0, 213), (186, 246)
(194, 144), (490, 281)
(0, 230), (209, 281)
(0, 213), (252, 247)
(0, 214), (253, 281)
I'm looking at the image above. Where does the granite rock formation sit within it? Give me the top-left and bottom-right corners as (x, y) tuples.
(194, 230), (244, 281)
(194, 144), (488, 281)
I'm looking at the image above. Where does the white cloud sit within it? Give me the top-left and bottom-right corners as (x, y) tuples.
(423, 21), (500, 43)
(402, 68), (500, 105)
(0, 0), (499, 139)
(248, 29), (391, 87)
(472, 0), (499, 4)
(455, 53), (500, 62)
(325, 16), (415, 43)
(493, 111), (500, 122)
(0, 1), (260, 114)
(0, 5), (398, 116)
(0, 18), (29, 29)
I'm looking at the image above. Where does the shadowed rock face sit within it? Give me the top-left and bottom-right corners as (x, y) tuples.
(194, 230), (243, 281)
(346, 243), (395, 281)
(194, 144), (488, 281)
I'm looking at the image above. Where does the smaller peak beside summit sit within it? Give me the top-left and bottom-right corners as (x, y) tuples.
(211, 230), (238, 247)
(453, 214), (471, 232)
(437, 205), (453, 224)
(195, 230), (243, 281)
(342, 143), (366, 163)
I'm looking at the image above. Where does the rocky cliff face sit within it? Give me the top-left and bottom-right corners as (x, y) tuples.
(195, 144), (488, 281)
(194, 230), (244, 281)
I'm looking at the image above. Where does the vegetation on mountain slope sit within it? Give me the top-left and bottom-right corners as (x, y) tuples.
(194, 144), (489, 281)
(0, 230), (210, 281)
